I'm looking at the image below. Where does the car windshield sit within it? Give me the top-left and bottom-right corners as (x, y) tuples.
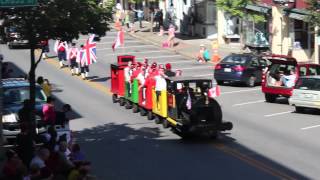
(222, 55), (249, 64)
(3, 87), (46, 105)
(295, 78), (320, 91)
(269, 64), (295, 74)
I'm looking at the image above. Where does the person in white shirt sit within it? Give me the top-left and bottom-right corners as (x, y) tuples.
(154, 68), (167, 108)
(137, 69), (147, 104)
(124, 61), (134, 95)
(281, 69), (297, 88)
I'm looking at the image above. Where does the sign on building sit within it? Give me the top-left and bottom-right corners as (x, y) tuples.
(0, 0), (37, 7)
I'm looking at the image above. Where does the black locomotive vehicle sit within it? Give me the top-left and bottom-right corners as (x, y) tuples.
(160, 77), (233, 138)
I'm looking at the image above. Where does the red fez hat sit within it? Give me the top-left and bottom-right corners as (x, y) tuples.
(165, 63), (172, 70)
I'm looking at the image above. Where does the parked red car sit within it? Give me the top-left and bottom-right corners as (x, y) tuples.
(261, 54), (320, 103)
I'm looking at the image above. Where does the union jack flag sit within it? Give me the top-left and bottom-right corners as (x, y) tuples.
(81, 34), (97, 66)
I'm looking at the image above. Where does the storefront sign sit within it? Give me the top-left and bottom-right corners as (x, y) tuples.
(0, 0), (37, 7)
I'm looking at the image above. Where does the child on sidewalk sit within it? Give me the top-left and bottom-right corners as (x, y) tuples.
(196, 44), (210, 63)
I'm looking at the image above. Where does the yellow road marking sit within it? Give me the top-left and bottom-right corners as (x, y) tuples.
(37, 50), (296, 180)
(213, 143), (297, 180)
(35, 51), (112, 95)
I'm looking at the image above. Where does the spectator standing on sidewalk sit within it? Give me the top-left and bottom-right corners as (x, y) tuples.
(133, 7), (144, 29)
(42, 96), (56, 126)
(128, 9), (135, 33)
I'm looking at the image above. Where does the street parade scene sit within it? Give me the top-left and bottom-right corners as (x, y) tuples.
(1, 0), (320, 180)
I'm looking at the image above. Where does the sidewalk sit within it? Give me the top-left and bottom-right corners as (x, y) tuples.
(125, 21), (242, 61)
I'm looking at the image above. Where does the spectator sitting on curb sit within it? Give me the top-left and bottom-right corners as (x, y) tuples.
(30, 148), (52, 179)
(2, 149), (28, 180)
(70, 143), (86, 162)
(196, 44), (210, 63)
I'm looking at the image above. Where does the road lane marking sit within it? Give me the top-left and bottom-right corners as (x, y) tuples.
(40, 50), (296, 180)
(101, 50), (164, 56)
(136, 54), (181, 59)
(193, 74), (213, 77)
(264, 111), (293, 117)
(301, 124), (320, 130)
(36, 51), (112, 95)
(232, 100), (265, 107)
(176, 66), (212, 70)
(97, 45), (154, 50)
(213, 143), (296, 179)
(221, 88), (260, 95)
(97, 40), (139, 44)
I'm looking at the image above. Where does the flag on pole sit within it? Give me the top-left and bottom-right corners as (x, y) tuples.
(81, 34), (97, 66)
(208, 85), (221, 98)
(112, 30), (124, 51)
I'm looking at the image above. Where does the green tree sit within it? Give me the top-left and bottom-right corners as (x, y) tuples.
(1, 0), (112, 135)
(216, 0), (265, 23)
(306, 0), (320, 32)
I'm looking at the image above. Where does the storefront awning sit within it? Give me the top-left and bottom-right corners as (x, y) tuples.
(245, 4), (271, 14)
(285, 8), (310, 21)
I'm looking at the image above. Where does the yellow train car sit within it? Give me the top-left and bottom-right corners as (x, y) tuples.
(152, 89), (167, 123)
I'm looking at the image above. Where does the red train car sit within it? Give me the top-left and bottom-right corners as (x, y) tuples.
(111, 55), (136, 105)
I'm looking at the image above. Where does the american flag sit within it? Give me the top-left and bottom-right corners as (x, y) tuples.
(81, 34), (97, 65)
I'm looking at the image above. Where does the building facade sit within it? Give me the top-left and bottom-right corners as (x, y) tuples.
(217, 0), (319, 64)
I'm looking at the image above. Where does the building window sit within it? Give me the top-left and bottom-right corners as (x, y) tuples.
(294, 20), (308, 49)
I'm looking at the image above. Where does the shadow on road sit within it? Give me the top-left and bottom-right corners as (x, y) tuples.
(74, 122), (308, 180)
(89, 76), (110, 82)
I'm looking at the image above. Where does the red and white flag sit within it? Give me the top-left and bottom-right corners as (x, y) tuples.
(208, 85), (221, 98)
(80, 34), (97, 66)
(186, 90), (192, 110)
(112, 30), (124, 51)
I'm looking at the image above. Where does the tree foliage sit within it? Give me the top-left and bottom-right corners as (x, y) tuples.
(0, 0), (112, 135)
(306, 0), (320, 29)
(4, 0), (112, 43)
(216, 0), (265, 23)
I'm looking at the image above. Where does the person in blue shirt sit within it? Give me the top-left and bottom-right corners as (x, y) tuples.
(197, 44), (210, 63)
(134, 8), (144, 28)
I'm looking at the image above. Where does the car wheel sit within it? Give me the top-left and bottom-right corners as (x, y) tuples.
(217, 80), (224, 85)
(246, 76), (256, 87)
(265, 93), (276, 103)
(295, 106), (305, 113)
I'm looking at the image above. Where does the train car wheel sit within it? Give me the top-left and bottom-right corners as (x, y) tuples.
(125, 100), (132, 109)
(154, 115), (162, 124)
(139, 108), (147, 116)
(132, 104), (139, 113)
(147, 111), (154, 120)
(162, 119), (170, 129)
(119, 98), (125, 106)
(112, 94), (118, 103)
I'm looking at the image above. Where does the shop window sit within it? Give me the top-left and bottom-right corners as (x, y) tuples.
(294, 20), (308, 49)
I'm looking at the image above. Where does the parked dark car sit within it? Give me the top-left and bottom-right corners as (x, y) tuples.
(214, 53), (270, 87)
(2, 78), (47, 144)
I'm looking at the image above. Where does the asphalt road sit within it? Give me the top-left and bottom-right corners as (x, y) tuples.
(1, 30), (320, 179)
